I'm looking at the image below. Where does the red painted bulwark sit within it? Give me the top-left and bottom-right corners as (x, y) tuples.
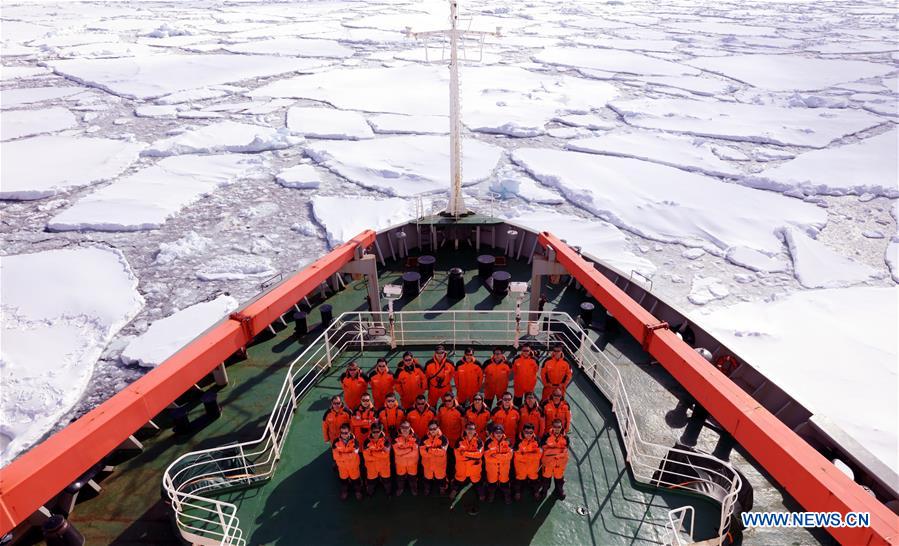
(0, 231), (376, 534)
(538, 231), (899, 546)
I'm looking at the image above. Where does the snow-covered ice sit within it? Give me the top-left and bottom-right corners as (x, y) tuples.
(143, 120), (297, 156)
(534, 47), (700, 77)
(312, 195), (417, 248)
(0, 107), (78, 141)
(512, 148), (826, 255)
(725, 246), (789, 273)
(287, 107), (374, 140)
(0, 247), (143, 463)
(47, 154), (262, 232)
(155, 231), (212, 265)
(196, 254), (277, 281)
(489, 169), (564, 205)
(688, 275), (730, 305)
(276, 164), (321, 189)
(1, 136), (144, 200)
(305, 135), (502, 196)
(120, 295), (239, 367)
(223, 37), (353, 58)
(367, 113), (448, 135)
(782, 226), (882, 288)
(696, 287), (898, 473)
(1, 86), (85, 108)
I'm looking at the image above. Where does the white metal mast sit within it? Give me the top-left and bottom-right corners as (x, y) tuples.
(406, 1), (500, 218)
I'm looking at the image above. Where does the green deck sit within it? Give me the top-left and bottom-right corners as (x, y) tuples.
(53, 244), (820, 545)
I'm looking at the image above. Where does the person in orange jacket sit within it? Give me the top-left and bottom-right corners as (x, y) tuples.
(406, 395), (436, 439)
(393, 421), (420, 496)
(483, 424), (514, 504)
(540, 344), (572, 401)
(464, 393), (491, 441)
(362, 422), (392, 497)
(437, 392), (465, 446)
(394, 352), (427, 408)
(513, 423), (542, 501)
(351, 393), (377, 445)
(490, 392), (520, 446)
(378, 393), (405, 438)
(512, 344), (539, 406)
(332, 423), (362, 501)
(518, 391), (545, 439)
(454, 348), (483, 404)
(539, 418), (570, 500)
(339, 361), (368, 410)
(451, 422), (484, 501)
(424, 345), (455, 407)
(542, 388), (572, 434)
(368, 358), (395, 409)
(419, 420), (449, 496)
(322, 395), (351, 443)
(483, 347), (511, 407)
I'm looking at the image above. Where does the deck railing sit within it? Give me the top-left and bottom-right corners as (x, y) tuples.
(163, 310), (741, 546)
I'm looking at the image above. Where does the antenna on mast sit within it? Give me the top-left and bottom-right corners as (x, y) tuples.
(405, 1), (501, 218)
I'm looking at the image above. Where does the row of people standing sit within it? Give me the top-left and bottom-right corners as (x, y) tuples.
(337, 343), (574, 410)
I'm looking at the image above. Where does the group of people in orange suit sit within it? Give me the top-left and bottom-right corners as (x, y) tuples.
(323, 343), (573, 504)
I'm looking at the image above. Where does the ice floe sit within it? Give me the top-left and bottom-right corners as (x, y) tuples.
(609, 97), (884, 148)
(512, 148), (826, 255)
(687, 54), (895, 91)
(1, 86), (85, 108)
(47, 154), (262, 232)
(367, 113), (448, 135)
(0, 247), (144, 464)
(506, 211), (656, 277)
(197, 254), (277, 281)
(695, 287), (898, 473)
(312, 195), (417, 248)
(1, 135), (144, 200)
(276, 164), (321, 189)
(490, 168), (564, 205)
(781, 226), (882, 288)
(48, 54), (328, 99)
(1, 107), (78, 141)
(567, 131), (741, 178)
(287, 107), (374, 140)
(725, 246), (789, 273)
(155, 231), (213, 265)
(688, 275), (730, 305)
(305, 135), (502, 197)
(143, 120), (297, 156)
(222, 37), (353, 58)
(748, 129), (899, 197)
(0, 66), (50, 80)
(120, 295), (239, 367)
(534, 46), (700, 77)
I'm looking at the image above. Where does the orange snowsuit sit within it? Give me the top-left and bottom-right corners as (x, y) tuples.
(518, 403), (544, 438)
(540, 431), (569, 479)
(483, 358), (511, 402)
(490, 406), (520, 446)
(322, 406), (351, 442)
(512, 355), (539, 398)
(339, 371), (368, 410)
(464, 404), (491, 441)
(483, 435), (513, 483)
(543, 399), (572, 433)
(363, 434), (392, 479)
(378, 405), (406, 438)
(514, 435), (542, 480)
(437, 403), (465, 444)
(393, 433), (420, 476)
(394, 364), (427, 408)
(351, 405), (377, 445)
(332, 436), (361, 480)
(368, 368), (395, 409)
(540, 356), (572, 400)
(419, 433), (449, 479)
(454, 358), (483, 404)
(406, 406), (436, 439)
(424, 355), (455, 407)
(454, 435), (484, 482)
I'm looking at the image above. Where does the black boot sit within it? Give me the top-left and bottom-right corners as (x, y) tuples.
(353, 479), (363, 500)
(486, 482), (496, 503)
(536, 477), (549, 500)
(531, 478), (540, 500)
(383, 477), (393, 497)
(423, 478), (432, 496)
(340, 479), (350, 501)
(396, 475), (405, 497)
(502, 482), (512, 504)
(554, 478), (566, 500)
(450, 480), (463, 500)
(439, 479), (449, 497)
(409, 475), (419, 496)
(477, 481), (487, 502)
(513, 480), (522, 502)
(366, 480), (376, 497)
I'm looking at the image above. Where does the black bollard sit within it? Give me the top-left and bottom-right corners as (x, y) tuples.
(447, 268), (465, 300)
(712, 432), (736, 461)
(417, 255), (436, 281)
(43, 515), (85, 546)
(491, 271), (511, 297)
(169, 406), (191, 435)
(292, 311), (308, 336)
(579, 302), (595, 325)
(603, 310), (619, 336)
(320, 304), (333, 328)
(402, 271), (421, 299)
(679, 406), (709, 447)
(477, 254), (495, 279)
(202, 390), (221, 420)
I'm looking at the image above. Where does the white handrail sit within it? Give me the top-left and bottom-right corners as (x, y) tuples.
(163, 310), (741, 546)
